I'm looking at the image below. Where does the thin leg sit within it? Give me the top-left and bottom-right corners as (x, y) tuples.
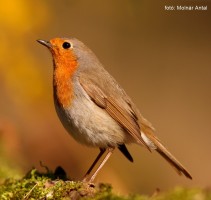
(83, 148), (106, 181)
(89, 147), (114, 182)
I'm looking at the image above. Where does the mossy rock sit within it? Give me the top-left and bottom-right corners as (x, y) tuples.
(0, 167), (210, 200)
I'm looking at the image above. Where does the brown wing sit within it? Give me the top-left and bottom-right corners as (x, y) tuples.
(79, 76), (150, 151)
(79, 74), (192, 179)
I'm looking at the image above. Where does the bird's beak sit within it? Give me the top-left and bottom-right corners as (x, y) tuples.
(37, 39), (52, 49)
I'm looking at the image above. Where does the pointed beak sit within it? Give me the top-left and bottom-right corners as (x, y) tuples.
(37, 39), (52, 49)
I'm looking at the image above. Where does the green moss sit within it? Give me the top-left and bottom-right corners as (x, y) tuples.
(0, 168), (210, 200)
(153, 187), (211, 200)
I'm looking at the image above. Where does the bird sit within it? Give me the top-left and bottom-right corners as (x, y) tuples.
(37, 37), (192, 182)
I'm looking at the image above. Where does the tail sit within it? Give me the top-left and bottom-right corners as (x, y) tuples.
(148, 134), (192, 179)
(138, 115), (192, 179)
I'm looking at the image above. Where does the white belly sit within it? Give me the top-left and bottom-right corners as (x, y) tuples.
(54, 80), (133, 148)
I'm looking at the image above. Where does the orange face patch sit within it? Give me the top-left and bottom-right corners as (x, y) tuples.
(50, 38), (78, 108)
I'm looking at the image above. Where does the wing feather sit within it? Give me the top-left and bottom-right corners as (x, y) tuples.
(79, 76), (150, 150)
(78, 72), (192, 179)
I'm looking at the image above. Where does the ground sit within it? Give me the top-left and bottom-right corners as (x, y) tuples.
(0, 167), (210, 200)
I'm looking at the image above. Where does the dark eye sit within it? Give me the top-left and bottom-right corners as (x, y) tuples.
(62, 42), (71, 49)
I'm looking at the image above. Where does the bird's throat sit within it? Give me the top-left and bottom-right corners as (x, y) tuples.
(53, 54), (78, 108)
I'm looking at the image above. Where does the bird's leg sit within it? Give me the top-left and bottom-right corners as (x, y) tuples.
(88, 147), (114, 182)
(82, 148), (106, 181)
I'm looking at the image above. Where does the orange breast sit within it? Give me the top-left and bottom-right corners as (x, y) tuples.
(53, 50), (78, 108)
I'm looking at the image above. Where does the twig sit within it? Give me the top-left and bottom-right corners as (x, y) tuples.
(23, 183), (38, 200)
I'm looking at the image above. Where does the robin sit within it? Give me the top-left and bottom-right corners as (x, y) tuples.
(37, 38), (192, 182)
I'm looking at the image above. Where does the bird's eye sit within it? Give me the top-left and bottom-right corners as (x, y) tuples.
(62, 42), (71, 49)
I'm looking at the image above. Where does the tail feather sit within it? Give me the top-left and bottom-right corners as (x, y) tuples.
(118, 144), (134, 162)
(148, 135), (192, 179)
(139, 116), (192, 179)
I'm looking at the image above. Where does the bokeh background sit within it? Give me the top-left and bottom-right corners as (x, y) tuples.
(0, 0), (211, 195)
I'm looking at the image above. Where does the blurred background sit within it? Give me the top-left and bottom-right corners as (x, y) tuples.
(0, 0), (211, 195)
